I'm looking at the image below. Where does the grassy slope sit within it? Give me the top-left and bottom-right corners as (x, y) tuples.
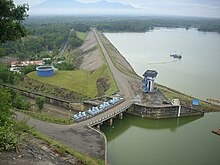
(28, 70), (95, 98)
(76, 31), (86, 41)
(28, 31), (118, 98)
(98, 32), (141, 79)
(20, 110), (73, 125)
(157, 84), (220, 112)
(28, 65), (117, 98)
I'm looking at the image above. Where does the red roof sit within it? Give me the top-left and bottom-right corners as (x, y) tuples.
(11, 60), (44, 66)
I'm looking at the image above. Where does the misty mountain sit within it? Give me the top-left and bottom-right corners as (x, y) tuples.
(33, 0), (134, 9)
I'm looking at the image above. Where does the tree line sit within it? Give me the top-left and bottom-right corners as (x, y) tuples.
(0, 23), (84, 60)
(22, 16), (220, 33)
(1, 16), (220, 60)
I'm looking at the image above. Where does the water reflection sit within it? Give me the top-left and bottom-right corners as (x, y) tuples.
(101, 113), (203, 142)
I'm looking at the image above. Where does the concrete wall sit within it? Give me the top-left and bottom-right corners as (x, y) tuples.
(1, 84), (75, 109)
(128, 103), (204, 119)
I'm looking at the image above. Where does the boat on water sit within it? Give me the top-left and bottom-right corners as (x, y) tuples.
(170, 52), (182, 59)
(212, 128), (220, 136)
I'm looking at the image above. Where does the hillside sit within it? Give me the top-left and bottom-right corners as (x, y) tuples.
(16, 30), (118, 100)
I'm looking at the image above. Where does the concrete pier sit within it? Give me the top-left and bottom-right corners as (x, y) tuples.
(118, 113), (123, 119)
(106, 118), (113, 126)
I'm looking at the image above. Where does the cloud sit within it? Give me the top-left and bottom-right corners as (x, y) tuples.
(14, 0), (47, 7)
(14, 0), (220, 18)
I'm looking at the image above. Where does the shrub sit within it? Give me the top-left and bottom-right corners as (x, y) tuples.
(0, 122), (19, 151)
(35, 96), (45, 111)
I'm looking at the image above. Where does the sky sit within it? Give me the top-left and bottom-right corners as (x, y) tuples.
(14, 0), (220, 18)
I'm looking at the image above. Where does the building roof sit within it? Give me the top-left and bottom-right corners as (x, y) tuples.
(192, 99), (199, 106)
(143, 70), (158, 78)
(11, 60), (44, 66)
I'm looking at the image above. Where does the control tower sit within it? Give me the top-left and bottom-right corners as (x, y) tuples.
(142, 70), (158, 93)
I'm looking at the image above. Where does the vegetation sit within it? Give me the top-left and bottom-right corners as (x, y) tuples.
(0, 24), (67, 59)
(0, 0), (29, 43)
(0, 23), (83, 59)
(95, 17), (220, 33)
(28, 64), (118, 98)
(0, 88), (23, 151)
(35, 96), (45, 111)
(26, 16), (219, 33)
(19, 110), (72, 125)
(0, 64), (22, 84)
(54, 61), (76, 70)
(28, 129), (104, 165)
(76, 31), (86, 41)
(97, 31), (140, 79)
(68, 31), (83, 49)
(157, 84), (220, 112)
(0, 0), (30, 152)
(21, 64), (37, 75)
(1, 16), (220, 59)
(10, 89), (31, 110)
(96, 40), (119, 95)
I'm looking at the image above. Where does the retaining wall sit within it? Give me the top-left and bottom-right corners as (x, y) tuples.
(128, 103), (204, 119)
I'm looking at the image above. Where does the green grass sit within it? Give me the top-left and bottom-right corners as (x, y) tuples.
(28, 70), (94, 98)
(76, 31), (86, 41)
(20, 110), (73, 125)
(96, 42), (119, 95)
(28, 65), (118, 98)
(157, 84), (220, 112)
(27, 30), (118, 98)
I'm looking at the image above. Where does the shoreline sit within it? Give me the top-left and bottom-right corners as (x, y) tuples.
(100, 31), (220, 112)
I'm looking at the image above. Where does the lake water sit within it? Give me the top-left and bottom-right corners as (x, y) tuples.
(104, 28), (220, 101)
(102, 29), (220, 165)
(101, 113), (220, 165)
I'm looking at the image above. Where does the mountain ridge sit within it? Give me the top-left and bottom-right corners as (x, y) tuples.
(33, 0), (134, 9)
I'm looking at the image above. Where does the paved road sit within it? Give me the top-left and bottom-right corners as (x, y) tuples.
(17, 28), (138, 162)
(92, 28), (135, 99)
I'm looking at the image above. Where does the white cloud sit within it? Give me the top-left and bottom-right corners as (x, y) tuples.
(14, 0), (47, 7)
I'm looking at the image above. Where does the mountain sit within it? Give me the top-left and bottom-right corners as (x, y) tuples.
(33, 0), (83, 8)
(33, 0), (134, 9)
(30, 0), (144, 16)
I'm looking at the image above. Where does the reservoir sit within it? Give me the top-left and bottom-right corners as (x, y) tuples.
(104, 28), (220, 101)
(102, 29), (220, 165)
(101, 113), (220, 165)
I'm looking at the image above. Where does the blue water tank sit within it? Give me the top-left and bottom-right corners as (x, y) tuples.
(36, 66), (54, 77)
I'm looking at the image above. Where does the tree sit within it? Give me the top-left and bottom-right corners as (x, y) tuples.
(0, 0), (29, 43)
(35, 96), (45, 111)
(0, 89), (11, 124)
(0, 89), (24, 151)
(0, 64), (22, 84)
